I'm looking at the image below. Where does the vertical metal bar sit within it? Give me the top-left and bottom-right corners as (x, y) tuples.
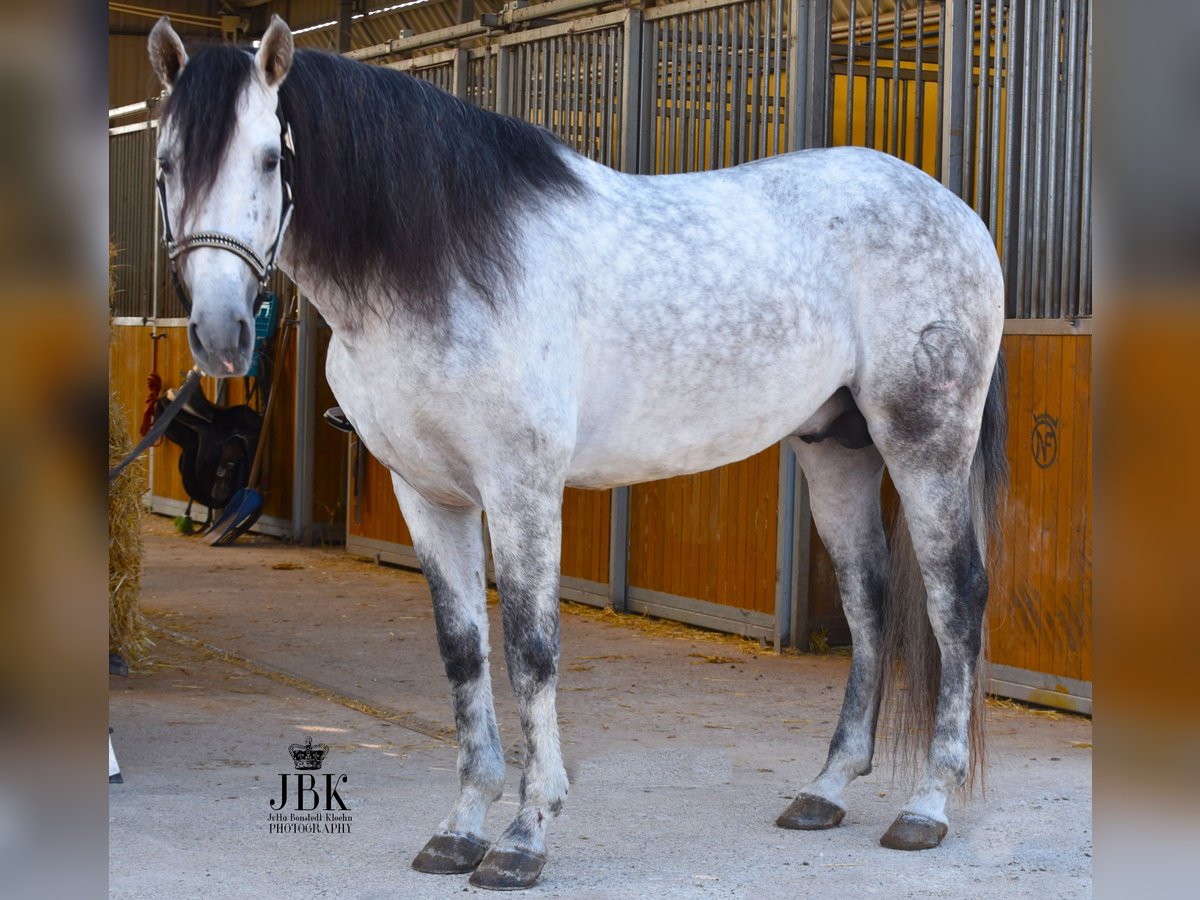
(1042, 0), (1063, 317)
(714, 7), (727, 167)
(735, 4), (750, 162)
(900, 62), (908, 160)
(772, 0), (785, 154)
(292, 294), (316, 544)
(914, 0), (925, 167)
(866, 0), (879, 148)
(845, 0), (856, 145)
(452, 48), (468, 99)
(585, 31), (594, 154)
(973, 0), (989, 213)
(890, 2), (901, 156)
(699, 8), (712, 164)
(1078, 1), (1091, 316)
(569, 35), (580, 151)
(773, 441), (796, 651)
(941, 0), (967, 195)
(609, 485), (630, 611)
(987, 0), (1003, 238)
(788, 0), (810, 152)
(639, 14), (656, 175)
(751, 2), (764, 159)
(763, 0), (772, 155)
(687, 14), (699, 171)
(822, 0), (833, 146)
(600, 30), (613, 166)
(1057, 0), (1077, 316)
(789, 470), (812, 650)
(496, 45), (511, 116)
(1015, 0), (1034, 317)
(962, 0), (975, 199)
(935, 1), (945, 179)
(620, 8), (644, 175)
(1029, 0), (1047, 317)
(1064, 0), (1084, 317)
(670, 15), (680, 170)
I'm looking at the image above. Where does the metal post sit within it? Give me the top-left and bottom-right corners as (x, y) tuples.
(786, 0), (810, 153)
(608, 486), (630, 612)
(452, 48), (469, 99)
(773, 442), (796, 649)
(456, 0), (475, 25)
(806, 0), (830, 150)
(941, 0), (967, 196)
(789, 470), (812, 650)
(496, 46), (512, 116)
(337, 1), (354, 54)
(292, 294), (316, 543)
(619, 8), (644, 175)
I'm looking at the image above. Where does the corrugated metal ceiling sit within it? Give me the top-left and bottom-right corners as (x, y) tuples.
(110, 1), (917, 47)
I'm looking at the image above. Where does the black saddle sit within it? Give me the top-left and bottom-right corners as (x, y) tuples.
(155, 389), (263, 514)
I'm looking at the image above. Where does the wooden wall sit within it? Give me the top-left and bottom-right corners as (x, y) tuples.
(627, 445), (779, 615)
(987, 331), (1092, 685)
(348, 456), (612, 587)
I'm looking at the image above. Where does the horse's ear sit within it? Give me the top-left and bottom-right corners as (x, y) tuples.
(255, 15), (294, 89)
(148, 16), (188, 91)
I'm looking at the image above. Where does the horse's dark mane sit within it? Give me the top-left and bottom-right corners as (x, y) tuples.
(164, 44), (584, 321)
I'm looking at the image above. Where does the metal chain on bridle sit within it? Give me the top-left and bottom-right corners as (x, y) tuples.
(155, 102), (296, 316)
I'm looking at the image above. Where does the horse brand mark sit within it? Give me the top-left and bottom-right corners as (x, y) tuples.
(267, 734), (353, 833)
(1031, 412), (1059, 469)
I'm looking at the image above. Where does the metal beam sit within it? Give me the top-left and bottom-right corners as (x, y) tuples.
(941, 0), (968, 195)
(608, 486), (630, 612)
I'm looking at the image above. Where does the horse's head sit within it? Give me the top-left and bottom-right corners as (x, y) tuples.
(148, 15), (294, 376)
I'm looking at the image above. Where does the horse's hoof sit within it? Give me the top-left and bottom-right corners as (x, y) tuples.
(411, 831), (489, 874)
(879, 813), (948, 850)
(775, 793), (846, 830)
(468, 847), (547, 891)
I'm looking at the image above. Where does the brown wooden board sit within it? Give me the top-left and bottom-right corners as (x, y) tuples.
(987, 333), (1092, 682)
(627, 444), (779, 614)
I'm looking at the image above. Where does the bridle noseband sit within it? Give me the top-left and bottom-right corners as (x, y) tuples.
(156, 102), (295, 316)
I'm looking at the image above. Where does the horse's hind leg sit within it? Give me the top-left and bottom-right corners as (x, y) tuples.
(470, 478), (569, 890)
(391, 476), (505, 876)
(877, 460), (987, 850)
(777, 438), (889, 830)
(868, 361), (994, 850)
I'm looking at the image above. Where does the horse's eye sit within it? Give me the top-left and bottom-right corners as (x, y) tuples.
(158, 158), (173, 176)
(263, 154), (280, 174)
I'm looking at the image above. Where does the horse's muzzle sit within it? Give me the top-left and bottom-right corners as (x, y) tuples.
(188, 305), (255, 377)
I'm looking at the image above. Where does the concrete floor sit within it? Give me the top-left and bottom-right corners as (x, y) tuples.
(110, 518), (1092, 898)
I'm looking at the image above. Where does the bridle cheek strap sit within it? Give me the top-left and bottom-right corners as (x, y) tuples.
(156, 107), (295, 316)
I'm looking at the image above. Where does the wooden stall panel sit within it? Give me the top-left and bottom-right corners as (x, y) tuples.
(628, 444), (779, 615)
(988, 333), (1092, 683)
(560, 488), (610, 585)
(348, 453), (413, 547)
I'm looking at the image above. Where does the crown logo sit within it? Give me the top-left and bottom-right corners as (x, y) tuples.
(288, 735), (329, 771)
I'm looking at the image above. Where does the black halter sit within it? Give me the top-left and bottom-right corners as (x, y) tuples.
(156, 102), (295, 316)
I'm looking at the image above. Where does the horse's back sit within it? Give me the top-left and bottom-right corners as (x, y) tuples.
(552, 147), (1003, 487)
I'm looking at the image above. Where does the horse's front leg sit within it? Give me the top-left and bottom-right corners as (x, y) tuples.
(391, 475), (506, 876)
(470, 481), (567, 890)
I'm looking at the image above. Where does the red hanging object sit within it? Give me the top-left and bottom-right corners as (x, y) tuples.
(139, 333), (167, 439)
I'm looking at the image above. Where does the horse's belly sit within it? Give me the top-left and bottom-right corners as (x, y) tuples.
(566, 348), (846, 488)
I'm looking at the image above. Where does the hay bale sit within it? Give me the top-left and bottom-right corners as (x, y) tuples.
(109, 390), (152, 664)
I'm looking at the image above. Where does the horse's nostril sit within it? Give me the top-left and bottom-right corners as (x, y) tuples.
(188, 320), (204, 354)
(238, 317), (254, 356)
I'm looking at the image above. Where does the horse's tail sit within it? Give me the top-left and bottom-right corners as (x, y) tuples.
(880, 350), (1008, 792)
